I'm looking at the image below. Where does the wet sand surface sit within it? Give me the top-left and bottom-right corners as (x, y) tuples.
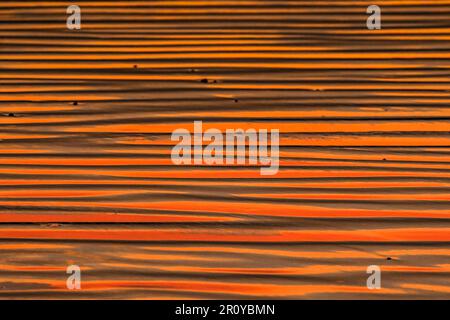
(0, 0), (449, 299)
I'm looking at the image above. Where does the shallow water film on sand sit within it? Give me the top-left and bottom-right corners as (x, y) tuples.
(0, 1), (450, 299)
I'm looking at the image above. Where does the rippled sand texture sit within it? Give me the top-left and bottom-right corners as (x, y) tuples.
(1, 0), (450, 299)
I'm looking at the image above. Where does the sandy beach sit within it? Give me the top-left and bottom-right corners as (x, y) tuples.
(0, 0), (449, 299)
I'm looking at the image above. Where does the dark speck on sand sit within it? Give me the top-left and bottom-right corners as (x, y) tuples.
(200, 78), (208, 84)
(387, 257), (392, 261)
(73, 101), (78, 106)
(8, 113), (15, 117)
